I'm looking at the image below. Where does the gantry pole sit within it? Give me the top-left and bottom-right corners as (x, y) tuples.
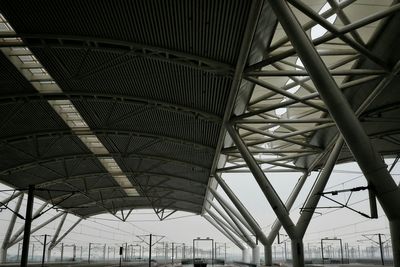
(21, 185), (35, 267)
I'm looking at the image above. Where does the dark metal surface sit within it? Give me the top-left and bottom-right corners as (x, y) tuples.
(0, 0), (276, 217)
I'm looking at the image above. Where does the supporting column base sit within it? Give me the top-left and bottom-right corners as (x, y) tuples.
(242, 248), (251, 263)
(390, 219), (400, 267)
(264, 244), (272, 266)
(291, 239), (304, 267)
(252, 245), (260, 266)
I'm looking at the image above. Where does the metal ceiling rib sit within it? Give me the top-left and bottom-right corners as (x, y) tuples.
(0, 0), (269, 218)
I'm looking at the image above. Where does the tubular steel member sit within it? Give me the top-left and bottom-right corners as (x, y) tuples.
(206, 207), (247, 246)
(8, 202), (48, 246)
(265, 172), (308, 264)
(211, 176), (271, 263)
(207, 201), (254, 248)
(208, 197), (256, 248)
(47, 212), (67, 261)
(268, 1), (400, 266)
(1, 194), (23, 263)
(203, 214), (246, 251)
(225, 125), (298, 239)
(21, 185), (35, 267)
(209, 187), (255, 237)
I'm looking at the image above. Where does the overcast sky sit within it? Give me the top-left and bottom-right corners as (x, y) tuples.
(0, 158), (399, 260)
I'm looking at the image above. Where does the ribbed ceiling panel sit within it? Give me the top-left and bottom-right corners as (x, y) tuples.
(0, 0), (264, 216)
(0, 101), (70, 138)
(0, 0), (251, 64)
(0, 52), (37, 95)
(30, 48), (232, 116)
(73, 100), (221, 147)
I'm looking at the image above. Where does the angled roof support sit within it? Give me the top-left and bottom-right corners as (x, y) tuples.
(205, 207), (248, 246)
(225, 124), (298, 239)
(47, 212), (68, 260)
(8, 202), (48, 246)
(268, 1), (400, 267)
(203, 215), (246, 251)
(206, 202), (245, 241)
(208, 200), (256, 248)
(296, 138), (344, 235)
(208, 185), (255, 237)
(1, 194), (23, 263)
(50, 217), (82, 252)
(8, 212), (65, 248)
(0, 191), (23, 209)
(211, 175), (269, 251)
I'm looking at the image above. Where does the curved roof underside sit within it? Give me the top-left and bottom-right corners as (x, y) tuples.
(0, 0), (275, 218)
(1, 0), (399, 220)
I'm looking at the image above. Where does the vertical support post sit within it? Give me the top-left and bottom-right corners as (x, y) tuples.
(73, 244), (76, 261)
(224, 243), (226, 263)
(265, 245), (272, 265)
(61, 243), (64, 262)
(31, 243), (35, 261)
(88, 243), (92, 263)
(379, 234), (385, 265)
(41, 234), (47, 267)
(321, 240), (324, 264)
(21, 185), (35, 267)
(172, 242), (174, 264)
(1, 194), (23, 263)
(149, 234), (152, 267)
(125, 243), (128, 262)
(212, 240), (214, 266)
(340, 239), (344, 264)
(17, 243), (21, 261)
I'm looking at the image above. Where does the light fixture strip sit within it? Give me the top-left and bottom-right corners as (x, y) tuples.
(0, 14), (139, 197)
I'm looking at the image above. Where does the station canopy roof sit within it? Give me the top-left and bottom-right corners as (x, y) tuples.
(0, 0), (399, 219)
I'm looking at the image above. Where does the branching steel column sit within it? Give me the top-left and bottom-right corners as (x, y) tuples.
(268, 1), (400, 266)
(21, 185), (34, 267)
(47, 212), (67, 261)
(264, 172), (308, 265)
(1, 194), (23, 263)
(226, 124), (297, 239)
(203, 215), (246, 250)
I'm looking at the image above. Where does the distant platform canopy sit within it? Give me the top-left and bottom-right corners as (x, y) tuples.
(0, 0), (399, 219)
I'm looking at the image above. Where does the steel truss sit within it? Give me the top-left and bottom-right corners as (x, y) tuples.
(204, 1), (400, 267)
